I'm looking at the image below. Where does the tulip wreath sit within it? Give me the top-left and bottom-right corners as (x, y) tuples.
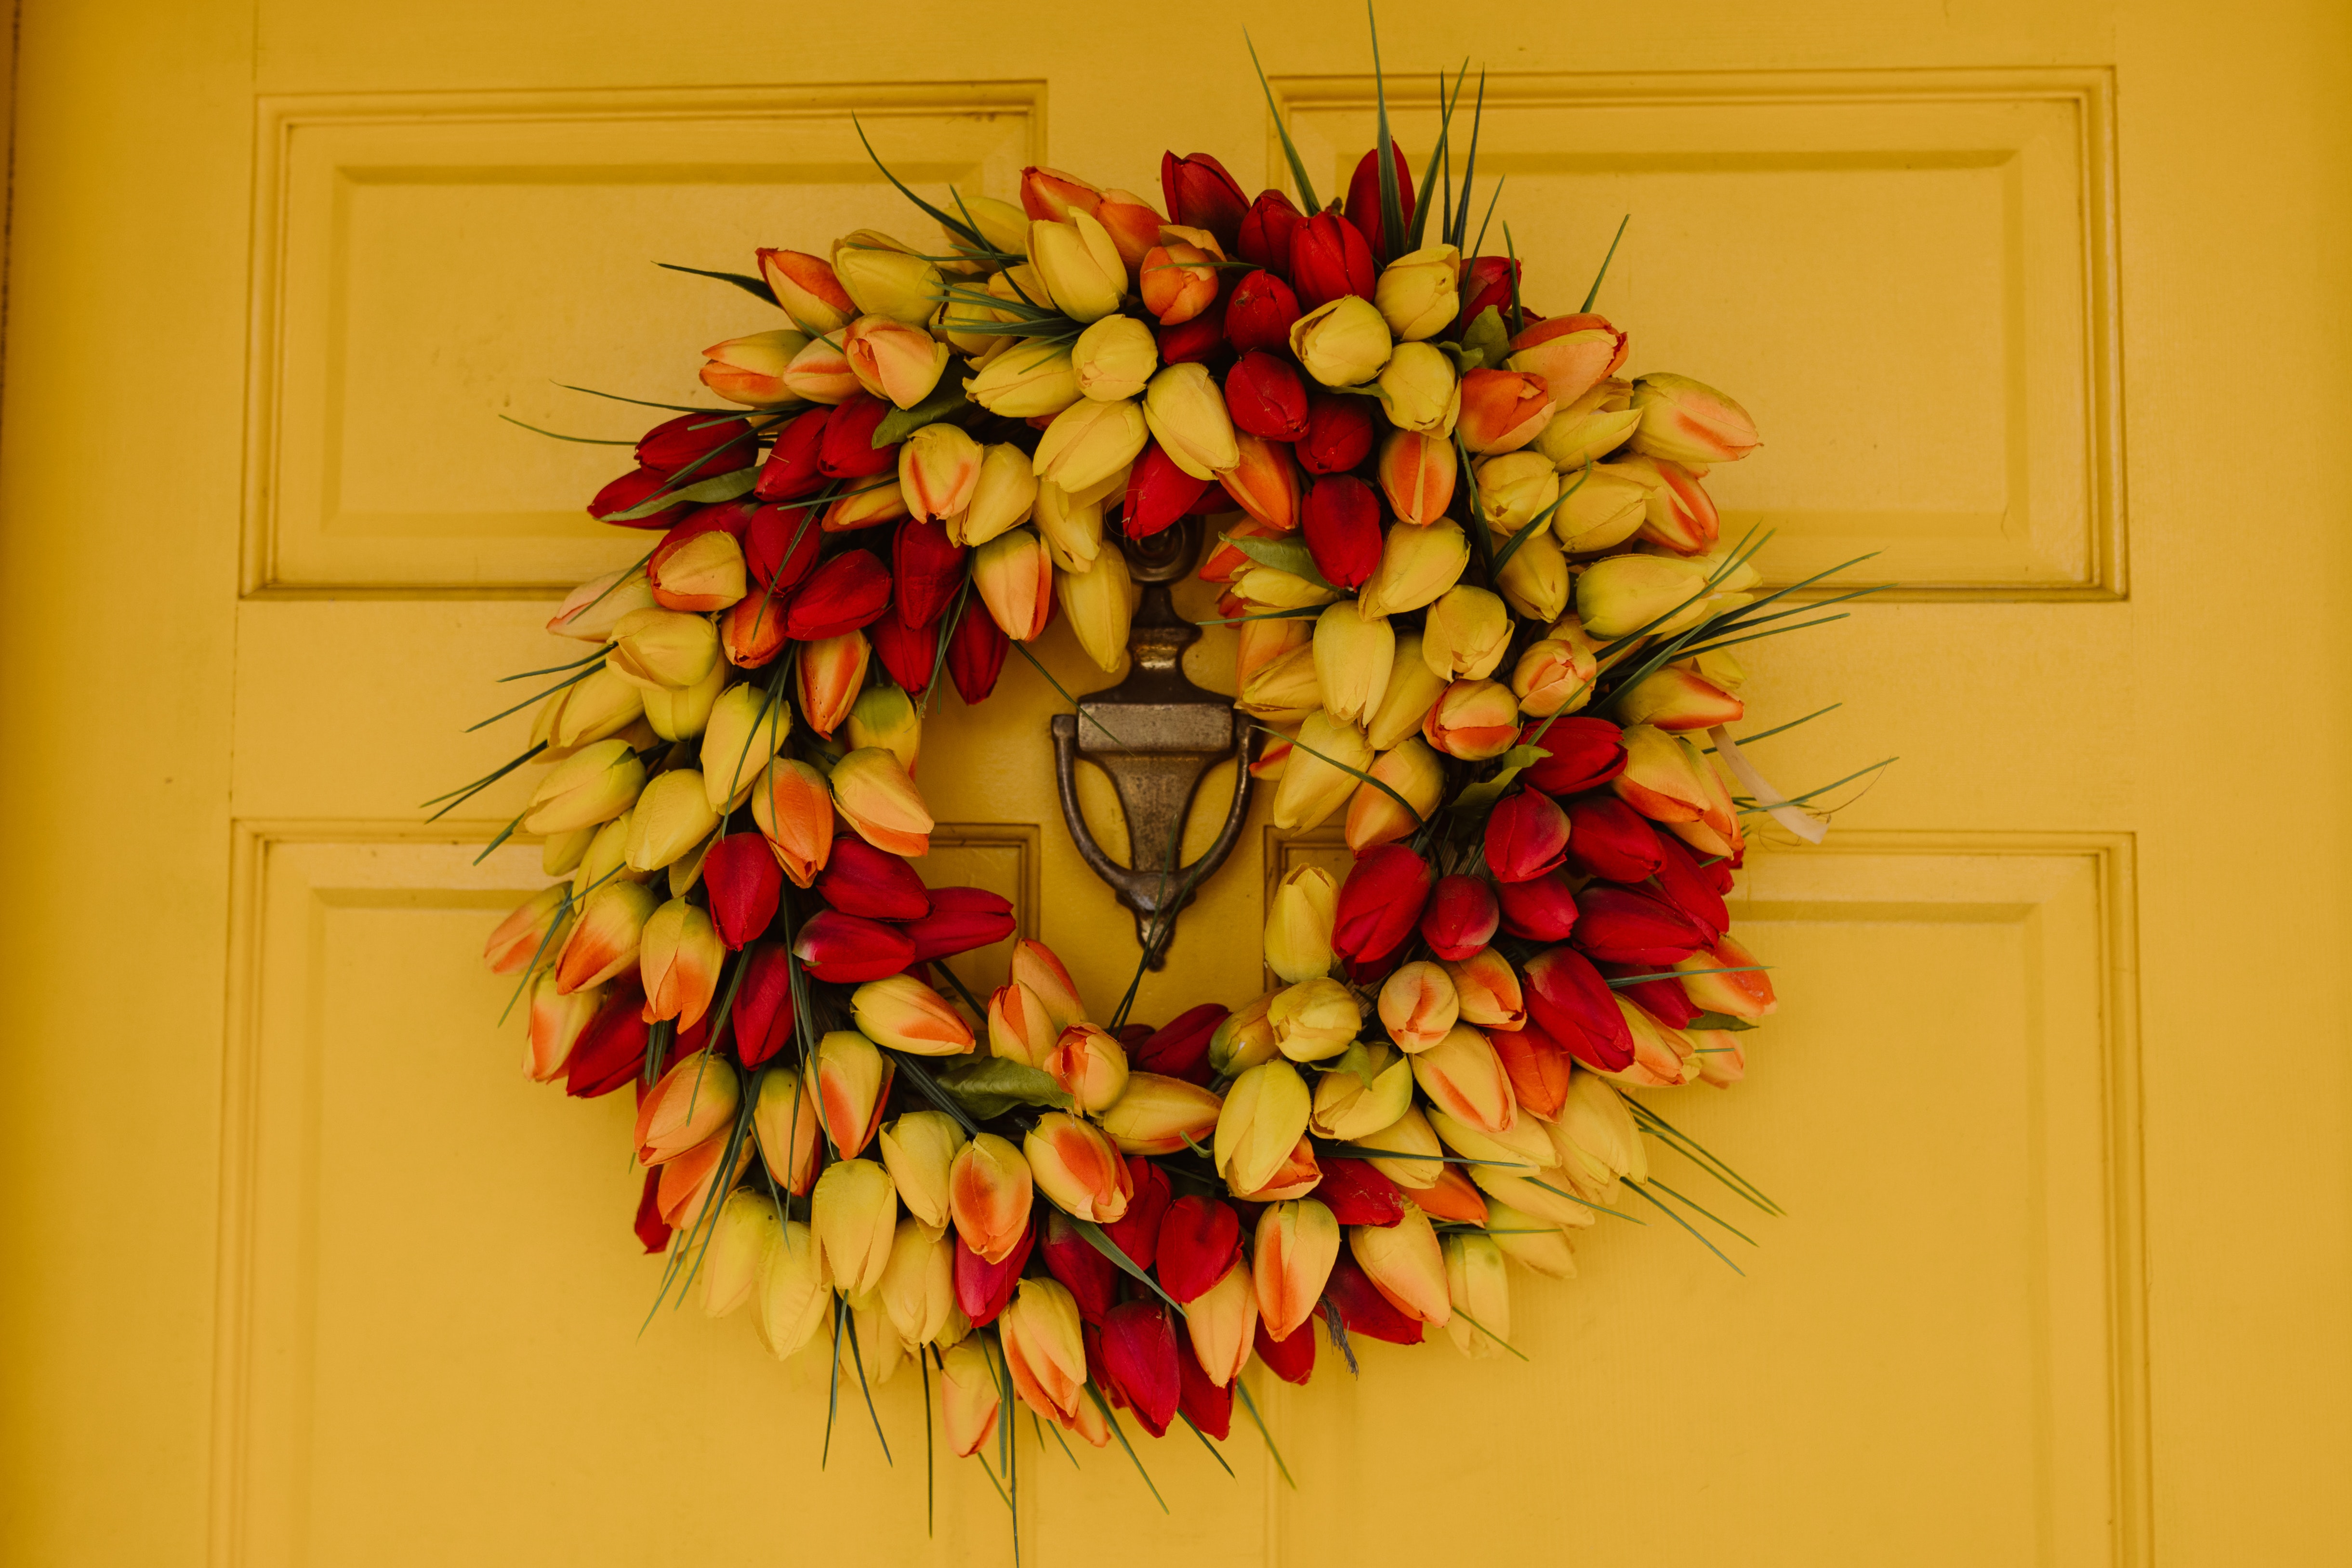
(451, 40), (1880, 1514)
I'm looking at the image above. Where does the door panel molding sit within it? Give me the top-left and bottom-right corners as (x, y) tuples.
(1270, 68), (2125, 602)
(240, 82), (1043, 600)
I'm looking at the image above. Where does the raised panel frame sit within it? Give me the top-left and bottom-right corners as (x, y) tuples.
(1268, 68), (2125, 601)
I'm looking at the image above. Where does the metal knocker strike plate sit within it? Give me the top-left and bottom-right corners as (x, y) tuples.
(1048, 517), (1255, 967)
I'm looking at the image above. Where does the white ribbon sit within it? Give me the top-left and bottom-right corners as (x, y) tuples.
(1707, 724), (1828, 844)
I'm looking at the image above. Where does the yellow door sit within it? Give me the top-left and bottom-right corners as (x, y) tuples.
(5, 1), (2348, 1564)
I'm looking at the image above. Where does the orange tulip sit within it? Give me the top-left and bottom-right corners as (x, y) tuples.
(811, 1156), (899, 1296)
(1677, 935), (1777, 1019)
(1046, 1024), (1130, 1114)
(938, 1336), (1002, 1457)
(1226, 1134), (1322, 1202)
(851, 972), (974, 1055)
(973, 527), (1055, 642)
(1343, 738), (1444, 850)
(1444, 949), (1525, 1030)
(1218, 431), (1301, 530)
(1422, 679), (1522, 760)
(1628, 372), (1759, 465)
(1253, 1199), (1339, 1343)
(794, 630), (869, 740)
(1349, 1202), (1451, 1324)
(1024, 1112), (1133, 1223)
(655, 1126), (754, 1233)
(1410, 1023), (1519, 1135)
(1098, 1073), (1224, 1155)
(753, 1067), (822, 1197)
(1615, 665), (1743, 733)
(1505, 314), (1628, 409)
(486, 884), (569, 975)
(1140, 237), (1220, 324)
(634, 1049), (740, 1165)
(638, 898), (724, 1029)
(1185, 1259), (1258, 1387)
(841, 313), (950, 409)
(758, 248), (855, 333)
(1378, 961), (1459, 1053)
(1351, 1104), (1445, 1191)
(1456, 368), (1555, 454)
(525, 972), (600, 1081)
(830, 747), (933, 858)
(999, 1277), (1089, 1422)
(949, 1132), (1035, 1263)
(747, 758), (833, 889)
(988, 980), (1059, 1068)
(1377, 429), (1456, 525)
(813, 1028), (894, 1157)
(553, 881), (657, 994)
(1009, 940), (1086, 1033)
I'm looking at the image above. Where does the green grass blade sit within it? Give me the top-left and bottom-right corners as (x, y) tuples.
(1179, 1412), (1237, 1475)
(1246, 31), (1320, 210)
(1579, 215), (1630, 313)
(844, 1313), (895, 1465)
(497, 414), (634, 445)
(1449, 71), (1487, 250)
(1624, 1179), (1744, 1275)
(1705, 703), (1842, 753)
(1009, 639), (1129, 750)
(851, 115), (985, 247)
(1087, 1386), (1169, 1512)
(656, 261), (779, 305)
(1448, 1304), (1531, 1361)
(1231, 1378), (1295, 1490)
(1642, 1176), (1760, 1247)
(1369, 2), (1405, 265)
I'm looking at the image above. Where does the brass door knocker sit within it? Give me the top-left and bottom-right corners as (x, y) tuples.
(1048, 517), (1255, 967)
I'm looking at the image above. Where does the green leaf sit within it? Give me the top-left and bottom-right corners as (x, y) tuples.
(601, 464), (756, 521)
(657, 261), (779, 306)
(851, 115), (985, 248)
(1368, 2), (1405, 266)
(1458, 304), (1509, 370)
(1221, 531), (1335, 590)
(931, 1057), (1071, 1120)
(1579, 215), (1631, 314)
(1683, 1010), (1760, 1033)
(1245, 32), (1320, 211)
(872, 381), (970, 445)
(1444, 744), (1551, 815)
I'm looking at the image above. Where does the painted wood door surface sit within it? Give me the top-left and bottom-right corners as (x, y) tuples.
(2, 1), (2347, 1565)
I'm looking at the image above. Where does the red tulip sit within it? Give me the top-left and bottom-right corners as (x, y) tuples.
(1134, 1002), (1226, 1085)
(1453, 255), (1520, 334)
(869, 606), (938, 696)
(1301, 474), (1383, 591)
(668, 495), (757, 544)
(1298, 393), (1376, 475)
(1651, 830), (1730, 939)
(1312, 1158), (1406, 1227)
(1343, 141), (1415, 258)
(1224, 351), (1310, 441)
(783, 548), (890, 641)
(1322, 1249), (1423, 1345)
(1496, 870), (1581, 942)
(1491, 1021), (1573, 1119)
(1102, 1154), (1171, 1271)
(1420, 874), (1500, 961)
(1602, 961), (1703, 1028)
(1099, 1301), (1183, 1436)
(1522, 945), (1637, 1071)
(754, 408), (829, 501)
(1236, 189), (1305, 276)
(1333, 845), (1434, 967)
(729, 942), (796, 1068)
(1225, 269), (1301, 355)
(902, 886), (1017, 960)
(947, 597), (1009, 703)
(1520, 717), (1628, 796)
(1572, 883), (1711, 967)
(637, 411), (756, 476)
(953, 1219), (1035, 1328)
(1174, 1331), (1233, 1439)
(1123, 441), (1215, 540)
(790, 909), (915, 983)
(589, 467), (693, 531)
(1255, 1316), (1315, 1385)
(1041, 1208), (1121, 1324)
(1155, 298), (1230, 368)
(633, 1169), (671, 1253)
(1155, 1195), (1242, 1304)
(1288, 211), (1376, 309)
(1563, 795), (1665, 882)
(565, 984), (650, 1098)
(1161, 151), (1249, 249)
(702, 832), (782, 948)
(816, 394), (898, 479)
(892, 518), (967, 628)
(1484, 791), (1571, 884)
(744, 502), (823, 592)
(810, 837), (931, 921)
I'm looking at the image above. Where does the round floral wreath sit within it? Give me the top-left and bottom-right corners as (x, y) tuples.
(457, 61), (1860, 1495)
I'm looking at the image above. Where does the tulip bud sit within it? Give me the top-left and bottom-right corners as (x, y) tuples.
(1456, 369), (1555, 455)
(1288, 295), (1393, 388)
(1021, 165), (1103, 221)
(833, 241), (942, 327)
(1373, 958), (1455, 1051)
(1000, 1277), (1090, 1422)
(753, 1216), (832, 1358)
(812, 1156), (899, 1296)
(1067, 313), (1157, 403)
(1160, 150), (1247, 246)
(1423, 679), (1521, 760)
(1262, 864), (1338, 984)
(589, 467), (693, 532)
(1139, 235), (1220, 325)
(1208, 993), (1280, 1077)
(1039, 1207), (1119, 1325)
(1226, 270), (1301, 357)
(1354, 633), (1439, 753)
(1134, 363), (1236, 481)
(1483, 791), (1571, 885)
(1033, 478), (1106, 575)
(1611, 722), (1712, 826)
(949, 1132), (1035, 1264)
(852, 971), (975, 1056)
(638, 899), (725, 1029)
(1496, 869), (1581, 943)
(1298, 600), (1392, 730)
(636, 411), (756, 478)
(1095, 189), (1165, 279)
(1099, 1073), (1222, 1155)
(749, 757), (832, 888)
(876, 1217), (957, 1350)
(1545, 460), (1648, 553)
(1092, 1299), (1182, 1436)
(1308, 1040), (1414, 1140)
(1522, 946), (1638, 1072)
(485, 884), (568, 977)
(1033, 396), (1150, 496)
(792, 630), (867, 741)
(1551, 1067), (1649, 1197)
(1614, 666), (1743, 733)
(1289, 210), (1376, 307)
(841, 314), (949, 409)
(964, 338), (1081, 419)
(1048, 1023), (1131, 1113)
(1512, 634), (1597, 719)
(698, 1188), (782, 1318)
(1441, 1233), (1511, 1358)
(1416, 874), (1498, 962)
(1214, 1058), (1311, 1196)
(757, 248), (856, 332)
(873, 1110), (966, 1235)
(1473, 451), (1559, 537)
(938, 1335), (1002, 1456)
(649, 519), (750, 613)
(1575, 552), (1713, 641)
(1268, 976), (1361, 1063)
(1505, 311), (1626, 401)
(549, 566), (658, 643)
(1027, 212), (1126, 322)
(1678, 934), (1777, 1019)
(1557, 796), (1661, 885)
(525, 739), (646, 838)
(1358, 518), (1468, 620)
(1295, 397), (1373, 480)
(1350, 1203), (1451, 1324)
(897, 422), (983, 523)
(1535, 388), (1642, 474)
(792, 909), (916, 984)
(777, 333), (859, 405)
(1025, 1111), (1134, 1223)
(553, 880), (657, 994)
(1412, 1022), (1519, 1134)
(1630, 372), (1759, 464)
(1342, 736), (1443, 850)
(1218, 351), (1308, 444)
(1371, 241), (1462, 340)
(1217, 433), (1301, 533)
(640, 657), (726, 743)
(1444, 947), (1526, 1033)
(901, 886), (1014, 963)
(1416, 585), (1508, 683)
(1372, 428), (1456, 530)
(697, 327), (808, 409)
(1056, 536), (1135, 676)
(1269, 711), (1373, 832)
(987, 978), (1060, 1068)
(525, 970), (600, 1080)
(632, 1048), (740, 1173)
(621, 770), (717, 873)
(1339, 1102), (1439, 1191)
(1375, 342), (1460, 435)
(831, 746), (933, 858)
(845, 685), (923, 777)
